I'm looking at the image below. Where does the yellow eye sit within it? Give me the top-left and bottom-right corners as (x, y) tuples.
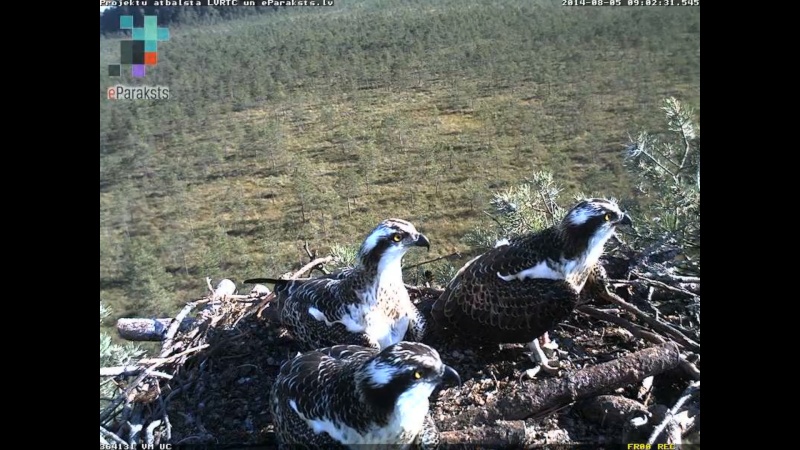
(604, 213), (611, 221)
(414, 371), (422, 379)
(392, 233), (403, 242)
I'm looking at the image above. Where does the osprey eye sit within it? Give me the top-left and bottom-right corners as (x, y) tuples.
(392, 233), (403, 242)
(414, 371), (422, 379)
(604, 213), (611, 222)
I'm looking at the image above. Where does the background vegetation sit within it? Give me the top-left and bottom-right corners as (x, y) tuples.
(99, 0), (700, 338)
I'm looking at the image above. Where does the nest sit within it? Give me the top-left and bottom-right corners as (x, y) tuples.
(100, 255), (700, 448)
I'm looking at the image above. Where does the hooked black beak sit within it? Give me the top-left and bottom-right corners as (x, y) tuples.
(618, 214), (633, 228)
(414, 234), (431, 251)
(440, 365), (461, 387)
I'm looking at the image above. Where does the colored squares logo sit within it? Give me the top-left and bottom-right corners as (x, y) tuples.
(108, 15), (169, 78)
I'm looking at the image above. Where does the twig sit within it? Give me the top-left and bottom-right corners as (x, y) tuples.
(101, 343), (208, 426)
(636, 270), (700, 284)
(100, 426), (127, 445)
(154, 382), (172, 443)
(139, 344), (210, 365)
(440, 420), (534, 447)
(100, 366), (173, 380)
(205, 277), (215, 295)
(303, 241), (331, 275)
(482, 210), (509, 236)
(101, 365), (156, 425)
(404, 252), (462, 270)
(618, 277), (698, 299)
(160, 301), (200, 358)
(145, 420), (162, 446)
(577, 306), (665, 344)
(292, 256), (334, 279)
(577, 306), (700, 380)
(598, 290), (700, 352)
(449, 342), (681, 427)
(647, 381), (700, 445)
(127, 408), (144, 446)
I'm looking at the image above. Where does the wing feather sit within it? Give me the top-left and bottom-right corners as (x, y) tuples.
(432, 245), (579, 344)
(271, 346), (377, 446)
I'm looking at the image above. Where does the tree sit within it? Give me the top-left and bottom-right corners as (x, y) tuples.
(121, 237), (172, 315)
(624, 97), (700, 274)
(463, 170), (567, 251)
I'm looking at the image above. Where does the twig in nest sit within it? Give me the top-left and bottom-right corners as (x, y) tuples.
(205, 277), (215, 295)
(100, 343), (209, 425)
(156, 382), (172, 443)
(100, 426), (127, 445)
(303, 241), (330, 275)
(449, 342), (681, 427)
(647, 381), (700, 445)
(138, 344), (210, 365)
(617, 276), (699, 299)
(145, 420), (162, 447)
(577, 306), (700, 380)
(597, 289), (700, 352)
(160, 301), (204, 358)
(578, 306), (666, 347)
(100, 366), (173, 380)
(404, 252), (462, 270)
(292, 256), (334, 280)
(637, 267), (700, 284)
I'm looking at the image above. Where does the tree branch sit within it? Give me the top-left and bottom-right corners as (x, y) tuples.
(448, 342), (681, 427)
(292, 256), (335, 280)
(577, 306), (700, 380)
(100, 426), (127, 446)
(117, 318), (197, 342)
(647, 381), (700, 444)
(597, 290), (700, 352)
(100, 366), (173, 380)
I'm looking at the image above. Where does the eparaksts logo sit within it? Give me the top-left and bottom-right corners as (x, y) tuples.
(107, 85), (170, 100)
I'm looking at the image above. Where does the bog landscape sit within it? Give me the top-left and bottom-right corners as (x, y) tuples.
(100, 1), (700, 447)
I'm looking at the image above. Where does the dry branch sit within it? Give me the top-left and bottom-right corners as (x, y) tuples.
(615, 277), (699, 298)
(647, 381), (700, 445)
(439, 420), (534, 447)
(598, 290), (700, 352)
(578, 306), (700, 380)
(292, 255), (334, 279)
(117, 318), (196, 342)
(160, 302), (199, 358)
(100, 426), (127, 446)
(100, 366), (173, 380)
(304, 241), (331, 275)
(448, 342), (681, 428)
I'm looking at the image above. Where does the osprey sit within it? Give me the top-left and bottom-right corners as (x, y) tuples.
(431, 198), (632, 372)
(245, 219), (430, 350)
(270, 341), (461, 449)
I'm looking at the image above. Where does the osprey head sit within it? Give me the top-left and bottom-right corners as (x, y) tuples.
(561, 198), (632, 255)
(357, 342), (460, 412)
(358, 219), (430, 271)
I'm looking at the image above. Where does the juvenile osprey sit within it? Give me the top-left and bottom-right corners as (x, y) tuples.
(245, 219), (430, 350)
(270, 341), (460, 449)
(431, 198), (632, 371)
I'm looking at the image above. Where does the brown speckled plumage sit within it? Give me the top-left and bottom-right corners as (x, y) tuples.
(270, 342), (459, 448)
(431, 198), (632, 345)
(247, 219), (430, 351)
